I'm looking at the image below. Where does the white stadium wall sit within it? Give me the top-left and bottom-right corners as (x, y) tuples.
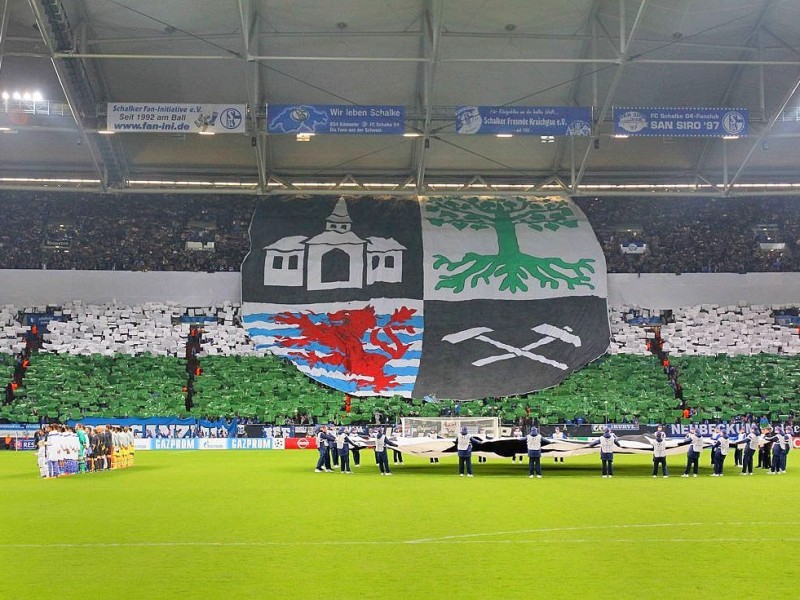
(2, 270), (800, 309)
(0, 270), (241, 307)
(608, 273), (800, 309)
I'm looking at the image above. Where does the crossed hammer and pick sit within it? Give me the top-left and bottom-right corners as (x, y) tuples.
(442, 323), (582, 370)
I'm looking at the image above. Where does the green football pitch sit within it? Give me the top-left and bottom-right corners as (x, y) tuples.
(2, 450), (799, 599)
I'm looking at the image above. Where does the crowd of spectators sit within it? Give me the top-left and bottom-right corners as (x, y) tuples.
(0, 191), (253, 272)
(576, 196), (800, 273)
(2, 191), (800, 274)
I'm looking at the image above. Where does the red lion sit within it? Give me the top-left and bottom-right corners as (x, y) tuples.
(272, 305), (417, 392)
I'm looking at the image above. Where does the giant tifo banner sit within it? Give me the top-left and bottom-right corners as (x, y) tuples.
(241, 196), (609, 400)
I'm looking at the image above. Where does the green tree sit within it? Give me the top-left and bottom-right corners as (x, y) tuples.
(426, 197), (595, 293)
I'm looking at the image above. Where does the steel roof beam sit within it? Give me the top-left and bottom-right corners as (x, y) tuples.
(238, 0), (267, 193)
(27, 0), (117, 189)
(692, 2), (772, 180)
(413, 0), (443, 193)
(572, 0), (650, 194)
(726, 72), (800, 192)
(551, 0), (601, 178)
(49, 50), (800, 67)
(0, 0), (10, 77)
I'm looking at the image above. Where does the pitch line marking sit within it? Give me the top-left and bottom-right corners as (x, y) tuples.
(5, 537), (800, 550)
(6, 522), (799, 550)
(404, 521), (800, 544)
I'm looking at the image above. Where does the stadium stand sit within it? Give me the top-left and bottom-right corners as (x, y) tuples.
(1, 192), (800, 275)
(0, 300), (798, 426)
(2, 190), (800, 426)
(0, 191), (253, 272)
(575, 196), (800, 273)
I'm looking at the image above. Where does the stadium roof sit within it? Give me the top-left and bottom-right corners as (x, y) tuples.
(1, 0), (800, 197)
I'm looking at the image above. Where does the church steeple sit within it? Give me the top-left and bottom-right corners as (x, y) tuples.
(326, 197), (352, 232)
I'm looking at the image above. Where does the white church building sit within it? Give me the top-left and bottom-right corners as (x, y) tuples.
(263, 198), (406, 291)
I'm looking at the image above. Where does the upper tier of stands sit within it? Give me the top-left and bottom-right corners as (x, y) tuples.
(0, 191), (798, 274)
(575, 196), (800, 273)
(0, 191), (253, 272)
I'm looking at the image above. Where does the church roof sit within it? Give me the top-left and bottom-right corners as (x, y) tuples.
(305, 230), (365, 246)
(366, 236), (406, 252)
(263, 235), (307, 252)
(327, 197), (352, 224)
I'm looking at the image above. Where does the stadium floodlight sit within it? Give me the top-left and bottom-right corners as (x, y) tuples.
(613, 134), (629, 138)
(1, 92), (8, 100)
(12, 91), (21, 100)
(403, 132), (421, 137)
(496, 133), (513, 138)
(32, 91), (43, 101)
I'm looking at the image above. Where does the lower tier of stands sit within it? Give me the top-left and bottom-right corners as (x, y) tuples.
(3, 353), (798, 425)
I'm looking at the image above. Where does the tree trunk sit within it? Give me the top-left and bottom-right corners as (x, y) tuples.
(493, 204), (521, 257)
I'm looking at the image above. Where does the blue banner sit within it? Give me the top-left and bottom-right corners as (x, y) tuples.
(0, 423), (40, 433)
(455, 106), (592, 136)
(26, 313), (66, 333)
(267, 104), (404, 135)
(68, 417), (237, 439)
(613, 107), (749, 137)
(179, 315), (218, 323)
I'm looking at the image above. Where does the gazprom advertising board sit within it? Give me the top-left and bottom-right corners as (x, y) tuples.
(613, 107), (749, 137)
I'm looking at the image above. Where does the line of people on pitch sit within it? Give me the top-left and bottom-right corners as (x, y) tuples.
(314, 425), (403, 475)
(526, 424), (791, 479)
(526, 425), (622, 478)
(683, 423), (791, 477)
(37, 423), (135, 478)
